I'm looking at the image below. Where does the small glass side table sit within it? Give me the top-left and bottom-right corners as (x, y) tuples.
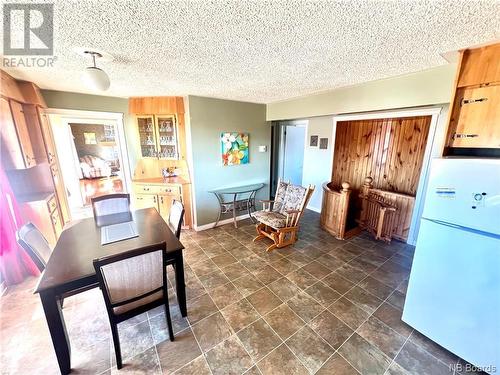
(209, 183), (265, 228)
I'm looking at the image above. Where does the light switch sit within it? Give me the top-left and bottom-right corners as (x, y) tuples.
(258, 145), (267, 152)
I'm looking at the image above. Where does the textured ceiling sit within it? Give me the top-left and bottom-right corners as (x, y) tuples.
(2, 0), (500, 103)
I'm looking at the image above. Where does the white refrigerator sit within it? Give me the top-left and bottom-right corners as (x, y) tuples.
(403, 158), (500, 373)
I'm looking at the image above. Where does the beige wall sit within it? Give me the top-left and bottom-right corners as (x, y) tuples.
(266, 64), (456, 120)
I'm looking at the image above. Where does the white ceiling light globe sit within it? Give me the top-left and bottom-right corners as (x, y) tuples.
(82, 66), (110, 91)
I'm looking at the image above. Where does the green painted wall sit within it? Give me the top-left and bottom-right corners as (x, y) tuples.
(187, 96), (270, 227)
(266, 64), (456, 120)
(41, 90), (139, 172)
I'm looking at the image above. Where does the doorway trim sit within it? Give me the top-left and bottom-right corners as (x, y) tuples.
(331, 106), (443, 245)
(45, 108), (132, 208)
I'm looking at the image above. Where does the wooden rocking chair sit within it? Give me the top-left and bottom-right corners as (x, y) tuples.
(253, 180), (315, 252)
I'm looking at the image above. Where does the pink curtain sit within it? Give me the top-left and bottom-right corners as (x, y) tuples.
(0, 167), (39, 285)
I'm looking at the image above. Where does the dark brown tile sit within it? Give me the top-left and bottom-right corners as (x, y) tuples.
(149, 309), (189, 344)
(286, 292), (325, 322)
(409, 330), (459, 367)
(268, 277), (302, 301)
(211, 253), (238, 268)
(338, 333), (392, 375)
(118, 320), (154, 361)
(358, 276), (394, 300)
(185, 277), (206, 301)
(253, 265), (283, 284)
(187, 293), (218, 324)
(202, 244), (227, 258)
(322, 272), (355, 295)
(286, 252), (313, 267)
(316, 352), (359, 375)
(174, 355), (211, 375)
(192, 312), (233, 352)
(316, 254), (345, 270)
(239, 254), (269, 270)
(237, 319), (281, 361)
(304, 281), (341, 307)
(227, 245), (255, 260)
(246, 287), (282, 315)
(345, 286), (383, 314)
(263, 304), (305, 340)
(286, 326), (334, 373)
(370, 261), (410, 288)
(387, 290), (406, 310)
(286, 268), (318, 290)
(328, 247), (358, 263)
(301, 261), (332, 279)
(335, 263), (368, 283)
(111, 347), (160, 374)
(205, 335), (253, 375)
(270, 258), (300, 275)
(257, 344), (308, 375)
(342, 242), (365, 256)
(198, 271), (230, 290)
(358, 317), (406, 358)
(157, 328), (202, 373)
(395, 341), (450, 375)
(329, 297), (370, 330)
(221, 299), (261, 332)
(208, 282), (244, 309)
(232, 274), (264, 297)
(373, 303), (413, 338)
(190, 259), (219, 277)
(221, 263), (252, 281)
(309, 310), (353, 349)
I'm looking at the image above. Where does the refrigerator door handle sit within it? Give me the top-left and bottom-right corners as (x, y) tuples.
(425, 218), (500, 240)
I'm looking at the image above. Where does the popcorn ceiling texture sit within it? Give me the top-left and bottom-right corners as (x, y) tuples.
(4, 0), (500, 103)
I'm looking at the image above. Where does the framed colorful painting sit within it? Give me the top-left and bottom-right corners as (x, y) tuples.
(221, 132), (249, 166)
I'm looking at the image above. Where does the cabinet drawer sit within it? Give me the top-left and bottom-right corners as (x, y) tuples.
(134, 184), (181, 196)
(51, 210), (62, 237)
(134, 193), (158, 210)
(47, 195), (57, 213)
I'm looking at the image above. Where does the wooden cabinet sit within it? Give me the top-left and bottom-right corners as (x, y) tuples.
(136, 114), (179, 159)
(19, 193), (60, 246)
(0, 98), (36, 169)
(132, 181), (185, 224)
(134, 193), (158, 209)
(445, 43), (500, 153)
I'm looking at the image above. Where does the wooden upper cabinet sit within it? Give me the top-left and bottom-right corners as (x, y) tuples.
(38, 109), (57, 164)
(445, 42), (500, 151)
(0, 98), (36, 169)
(457, 44), (500, 88)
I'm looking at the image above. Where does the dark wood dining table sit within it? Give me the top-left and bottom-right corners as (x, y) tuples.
(34, 208), (186, 375)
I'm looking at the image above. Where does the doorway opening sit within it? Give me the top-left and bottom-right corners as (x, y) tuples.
(271, 121), (307, 197)
(47, 110), (131, 220)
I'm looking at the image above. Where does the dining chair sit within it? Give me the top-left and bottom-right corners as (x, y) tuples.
(168, 199), (185, 239)
(91, 193), (131, 217)
(16, 222), (52, 272)
(93, 241), (174, 369)
(16, 222), (97, 306)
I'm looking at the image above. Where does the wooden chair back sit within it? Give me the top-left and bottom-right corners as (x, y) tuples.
(16, 222), (52, 272)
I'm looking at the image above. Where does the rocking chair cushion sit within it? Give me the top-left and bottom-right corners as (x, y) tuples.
(253, 210), (287, 228)
(281, 184), (307, 213)
(272, 180), (289, 212)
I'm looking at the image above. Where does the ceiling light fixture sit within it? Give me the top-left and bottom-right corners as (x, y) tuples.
(81, 51), (110, 91)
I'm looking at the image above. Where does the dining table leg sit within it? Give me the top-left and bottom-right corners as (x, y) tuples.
(173, 253), (187, 317)
(39, 289), (71, 375)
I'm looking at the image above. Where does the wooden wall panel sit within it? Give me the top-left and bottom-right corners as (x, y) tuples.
(332, 116), (431, 230)
(332, 116), (431, 196)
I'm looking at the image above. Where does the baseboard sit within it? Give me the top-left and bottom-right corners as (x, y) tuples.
(194, 213), (251, 231)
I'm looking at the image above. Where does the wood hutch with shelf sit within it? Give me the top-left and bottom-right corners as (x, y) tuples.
(129, 97), (192, 228)
(1, 70), (70, 245)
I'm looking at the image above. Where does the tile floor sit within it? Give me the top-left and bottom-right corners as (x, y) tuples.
(0, 211), (477, 374)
